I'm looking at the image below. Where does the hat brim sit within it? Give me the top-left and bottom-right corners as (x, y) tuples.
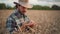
(14, 2), (33, 8)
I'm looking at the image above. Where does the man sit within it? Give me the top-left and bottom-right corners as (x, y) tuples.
(6, 0), (36, 34)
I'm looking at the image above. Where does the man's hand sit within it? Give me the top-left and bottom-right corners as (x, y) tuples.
(18, 20), (36, 32)
(24, 20), (36, 28)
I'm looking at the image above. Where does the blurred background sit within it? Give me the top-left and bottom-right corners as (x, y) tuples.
(0, 0), (60, 10)
(0, 0), (60, 34)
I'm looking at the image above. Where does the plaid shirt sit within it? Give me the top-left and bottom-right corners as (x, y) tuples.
(6, 10), (30, 33)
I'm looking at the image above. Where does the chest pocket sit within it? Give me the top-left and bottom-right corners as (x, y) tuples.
(22, 14), (30, 23)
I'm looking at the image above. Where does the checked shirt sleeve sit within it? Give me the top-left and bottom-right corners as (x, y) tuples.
(6, 16), (17, 32)
(6, 17), (13, 32)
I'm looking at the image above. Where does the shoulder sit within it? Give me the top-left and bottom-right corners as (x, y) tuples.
(9, 10), (18, 19)
(7, 10), (17, 21)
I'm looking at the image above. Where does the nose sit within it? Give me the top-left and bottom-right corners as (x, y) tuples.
(23, 8), (27, 11)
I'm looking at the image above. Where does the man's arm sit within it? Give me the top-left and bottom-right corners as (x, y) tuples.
(6, 17), (13, 32)
(6, 17), (17, 32)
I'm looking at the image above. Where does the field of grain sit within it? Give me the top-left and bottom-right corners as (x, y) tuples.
(0, 10), (60, 34)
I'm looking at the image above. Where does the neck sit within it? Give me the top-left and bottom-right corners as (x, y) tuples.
(17, 9), (24, 15)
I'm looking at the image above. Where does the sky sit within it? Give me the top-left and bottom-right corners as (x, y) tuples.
(0, 0), (60, 7)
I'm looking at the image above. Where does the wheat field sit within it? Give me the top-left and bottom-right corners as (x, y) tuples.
(0, 10), (60, 34)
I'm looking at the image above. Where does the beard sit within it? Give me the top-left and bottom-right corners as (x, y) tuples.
(22, 11), (26, 14)
(19, 10), (26, 15)
(18, 9), (26, 14)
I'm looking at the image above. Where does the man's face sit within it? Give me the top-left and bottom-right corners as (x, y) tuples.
(17, 5), (27, 14)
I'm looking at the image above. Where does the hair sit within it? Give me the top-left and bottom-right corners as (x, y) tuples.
(15, 4), (21, 9)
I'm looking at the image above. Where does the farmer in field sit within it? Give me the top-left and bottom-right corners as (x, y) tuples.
(6, 0), (36, 34)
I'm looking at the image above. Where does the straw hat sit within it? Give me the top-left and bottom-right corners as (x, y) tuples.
(14, 0), (33, 8)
